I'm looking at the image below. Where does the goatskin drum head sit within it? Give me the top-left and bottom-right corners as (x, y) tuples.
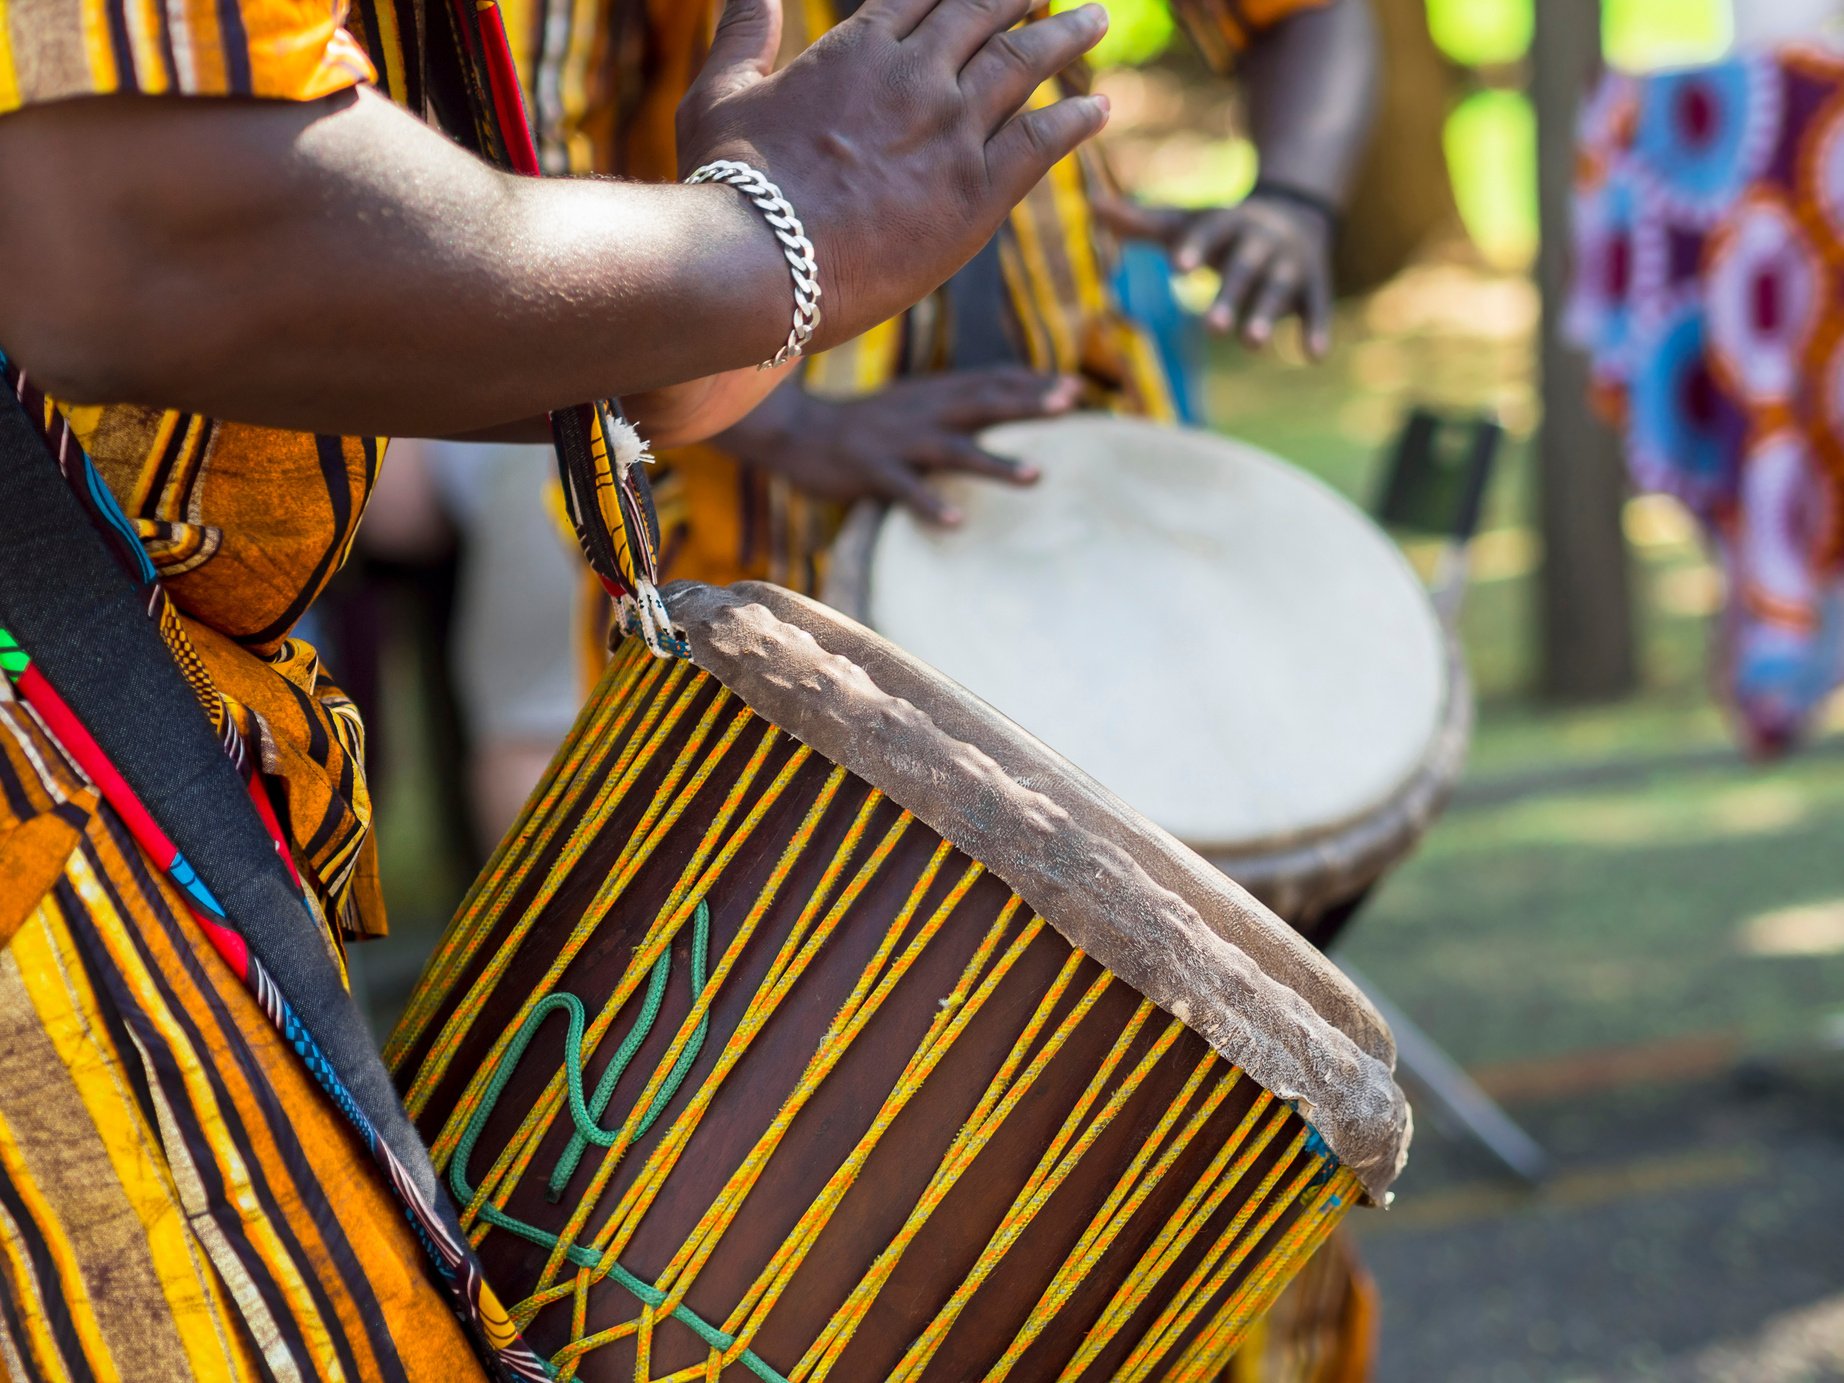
(865, 415), (1450, 852)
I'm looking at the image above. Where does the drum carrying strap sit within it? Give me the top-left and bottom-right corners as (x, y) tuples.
(0, 375), (547, 1382)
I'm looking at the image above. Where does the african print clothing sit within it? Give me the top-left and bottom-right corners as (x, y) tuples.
(0, 1), (508, 1378)
(0, 690), (482, 1381)
(1569, 45), (1844, 752)
(0, 6), (388, 942)
(500, 0), (1333, 594)
(0, 0), (373, 104)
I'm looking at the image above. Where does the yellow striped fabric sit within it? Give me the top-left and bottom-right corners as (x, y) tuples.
(0, 696), (484, 1382)
(0, 0), (373, 111)
(0, 1), (392, 941)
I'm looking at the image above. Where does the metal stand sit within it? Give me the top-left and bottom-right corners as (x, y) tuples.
(1342, 410), (1550, 1186)
(1341, 962), (1550, 1186)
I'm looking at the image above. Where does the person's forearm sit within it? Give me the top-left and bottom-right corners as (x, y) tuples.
(623, 362), (798, 449)
(0, 88), (793, 437)
(1240, 0), (1380, 207)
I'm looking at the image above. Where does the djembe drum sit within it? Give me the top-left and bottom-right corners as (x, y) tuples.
(825, 414), (1472, 934)
(387, 581), (1409, 1382)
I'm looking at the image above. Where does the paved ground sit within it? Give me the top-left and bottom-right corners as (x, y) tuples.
(1354, 1054), (1844, 1382)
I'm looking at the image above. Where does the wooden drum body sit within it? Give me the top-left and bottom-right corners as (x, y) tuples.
(826, 415), (1473, 930)
(387, 583), (1408, 1382)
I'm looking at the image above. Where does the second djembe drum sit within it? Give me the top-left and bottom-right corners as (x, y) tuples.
(826, 414), (1471, 932)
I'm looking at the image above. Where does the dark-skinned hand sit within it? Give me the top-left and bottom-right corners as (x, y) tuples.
(1097, 191), (1335, 359)
(720, 368), (1083, 525)
(679, 0), (1113, 351)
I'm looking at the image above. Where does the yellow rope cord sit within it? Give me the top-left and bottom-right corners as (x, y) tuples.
(410, 657), (715, 1123)
(708, 848), (979, 1355)
(638, 811), (920, 1311)
(390, 650), (677, 1069)
(796, 945), (1100, 1383)
(480, 715), (790, 1229)
(890, 1005), (1189, 1380)
(1172, 1167), (1362, 1381)
(398, 644), (1359, 1380)
(1057, 1094), (1291, 1381)
(787, 903), (1045, 1381)
(452, 701), (766, 1196)
(981, 1057), (1240, 1381)
(1154, 1157), (1332, 1382)
(568, 790), (897, 1289)
(545, 762), (854, 1355)
(1119, 1132), (1316, 1382)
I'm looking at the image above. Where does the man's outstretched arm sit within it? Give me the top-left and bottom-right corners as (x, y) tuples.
(0, 0), (1110, 440)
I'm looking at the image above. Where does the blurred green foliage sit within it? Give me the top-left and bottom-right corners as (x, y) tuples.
(1058, 1), (1741, 271)
(1602, 0), (1730, 70)
(1068, 0), (1736, 78)
(1447, 89), (1539, 269)
(1426, 0), (1531, 67)
(1424, 0), (1732, 70)
(1053, 0), (1176, 67)
(1425, 0), (1729, 269)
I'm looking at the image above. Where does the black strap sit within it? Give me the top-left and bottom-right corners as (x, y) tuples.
(0, 389), (443, 1211)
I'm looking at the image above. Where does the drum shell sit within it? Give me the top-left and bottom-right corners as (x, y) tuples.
(389, 598), (1378, 1381)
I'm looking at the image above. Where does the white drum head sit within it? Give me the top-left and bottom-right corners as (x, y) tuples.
(865, 416), (1449, 851)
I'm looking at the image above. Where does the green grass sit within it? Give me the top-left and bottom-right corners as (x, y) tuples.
(1344, 751), (1844, 1070)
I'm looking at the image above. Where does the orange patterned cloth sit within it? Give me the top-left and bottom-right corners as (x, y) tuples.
(0, 4), (496, 1379)
(0, 33), (389, 940)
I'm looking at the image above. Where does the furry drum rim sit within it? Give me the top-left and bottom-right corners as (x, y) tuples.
(387, 582), (1410, 1382)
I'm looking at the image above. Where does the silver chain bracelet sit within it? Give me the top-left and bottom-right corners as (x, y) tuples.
(686, 159), (823, 370)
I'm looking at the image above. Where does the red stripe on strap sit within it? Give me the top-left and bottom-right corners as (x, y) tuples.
(476, 1), (542, 176)
(18, 664), (180, 872)
(244, 772), (306, 892)
(17, 662), (253, 975)
(194, 912), (251, 979)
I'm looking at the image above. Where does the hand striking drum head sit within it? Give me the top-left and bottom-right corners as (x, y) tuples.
(862, 416), (1451, 855)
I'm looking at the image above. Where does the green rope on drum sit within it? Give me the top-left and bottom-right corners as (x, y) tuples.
(448, 900), (793, 1382)
(545, 900), (713, 1200)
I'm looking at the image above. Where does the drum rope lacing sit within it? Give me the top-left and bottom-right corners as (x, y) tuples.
(389, 645), (1359, 1381)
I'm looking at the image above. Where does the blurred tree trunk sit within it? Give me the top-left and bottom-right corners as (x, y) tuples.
(1332, 0), (1466, 294)
(1532, 0), (1638, 701)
